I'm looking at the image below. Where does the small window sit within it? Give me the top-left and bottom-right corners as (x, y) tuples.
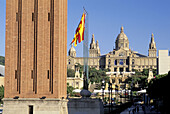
(16, 13), (18, 21)
(29, 105), (33, 114)
(47, 70), (49, 79)
(48, 13), (50, 21)
(32, 13), (34, 21)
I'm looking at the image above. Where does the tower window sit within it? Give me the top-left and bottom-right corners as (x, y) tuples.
(16, 13), (18, 21)
(48, 13), (50, 21)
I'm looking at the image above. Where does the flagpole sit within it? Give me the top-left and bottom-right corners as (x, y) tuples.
(83, 7), (89, 90)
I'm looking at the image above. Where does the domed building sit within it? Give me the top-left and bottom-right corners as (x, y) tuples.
(67, 26), (157, 89)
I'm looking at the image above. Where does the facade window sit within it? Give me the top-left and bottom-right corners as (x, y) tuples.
(126, 43), (127, 47)
(114, 60), (117, 65)
(132, 59), (135, 64)
(112, 79), (115, 83)
(108, 59), (111, 64)
(114, 68), (117, 72)
(126, 59), (129, 65)
(119, 59), (123, 65)
(119, 79), (122, 83)
(119, 68), (123, 72)
(120, 43), (123, 48)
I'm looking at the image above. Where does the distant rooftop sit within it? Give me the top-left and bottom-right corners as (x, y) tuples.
(0, 65), (5, 76)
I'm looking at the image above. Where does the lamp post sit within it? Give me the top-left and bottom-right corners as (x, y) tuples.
(125, 83), (126, 102)
(101, 79), (105, 103)
(110, 83), (113, 111)
(108, 82), (111, 113)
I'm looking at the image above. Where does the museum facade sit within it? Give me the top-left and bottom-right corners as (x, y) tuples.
(68, 26), (157, 73)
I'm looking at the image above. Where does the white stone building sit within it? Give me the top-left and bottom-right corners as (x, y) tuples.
(158, 50), (170, 74)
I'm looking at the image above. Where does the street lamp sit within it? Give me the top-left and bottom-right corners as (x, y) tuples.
(101, 79), (105, 103)
(108, 82), (111, 113)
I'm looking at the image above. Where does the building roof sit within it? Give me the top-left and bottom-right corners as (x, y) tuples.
(134, 53), (147, 57)
(0, 65), (5, 76)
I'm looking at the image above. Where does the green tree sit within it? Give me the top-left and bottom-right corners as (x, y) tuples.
(0, 86), (4, 103)
(67, 68), (75, 77)
(67, 83), (75, 96)
(76, 63), (83, 77)
(0, 56), (5, 66)
(88, 67), (109, 87)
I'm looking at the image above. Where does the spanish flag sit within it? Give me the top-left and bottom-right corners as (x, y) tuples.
(71, 13), (86, 47)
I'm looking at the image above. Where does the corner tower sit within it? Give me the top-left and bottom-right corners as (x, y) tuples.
(149, 33), (157, 57)
(115, 26), (129, 51)
(89, 34), (101, 57)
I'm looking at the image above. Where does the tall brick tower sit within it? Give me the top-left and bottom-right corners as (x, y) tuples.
(3, 0), (68, 113)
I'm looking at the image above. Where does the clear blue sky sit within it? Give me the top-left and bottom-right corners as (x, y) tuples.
(0, 0), (170, 57)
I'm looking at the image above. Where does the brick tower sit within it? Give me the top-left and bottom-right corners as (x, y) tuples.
(3, 0), (68, 113)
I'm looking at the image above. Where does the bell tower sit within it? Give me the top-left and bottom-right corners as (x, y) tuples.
(3, 0), (68, 113)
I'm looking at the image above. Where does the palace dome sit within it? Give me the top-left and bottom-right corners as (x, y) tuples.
(68, 44), (76, 57)
(116, 26), (128, 41)
(115, 26), (129, 50)
(69, 44), (76, 52)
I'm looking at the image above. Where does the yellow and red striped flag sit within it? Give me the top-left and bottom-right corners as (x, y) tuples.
(71, 13), (86, 47)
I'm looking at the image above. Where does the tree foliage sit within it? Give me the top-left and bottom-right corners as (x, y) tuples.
(147, 72), (170, 113)
(0, 86), (4, 103)
(0, 56), (5, 66)
(126, 68), (157, 89)
(67, 68), (75, 77)
(89, 67), (110, 84)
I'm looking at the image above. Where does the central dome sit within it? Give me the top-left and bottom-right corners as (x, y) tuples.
(115, 26), (129, 50)
(116, 26), (128, 40)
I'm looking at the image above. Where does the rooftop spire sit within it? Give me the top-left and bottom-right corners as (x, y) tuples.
(90, 34), (96, 49)
(151, 33), (155, 43)
(92, 34), (95, 43)
(121, 26), (124, 33)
